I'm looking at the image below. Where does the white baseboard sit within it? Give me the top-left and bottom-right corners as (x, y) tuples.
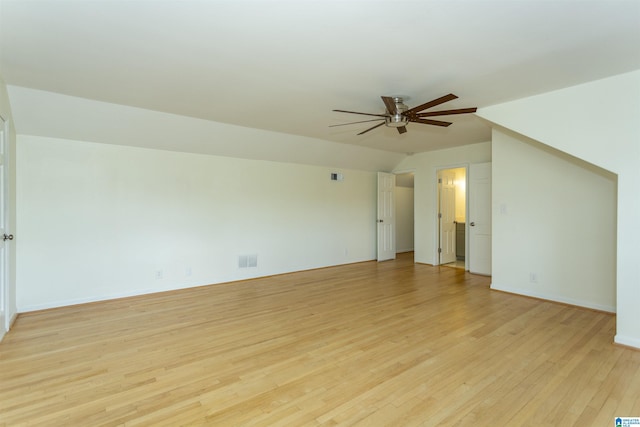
(18, 283), (200, 313)
(614, 335), (640, 350)
(490, 282), (616, 313)
(9, 312), (17, 329)
(17, 260), (377, 313)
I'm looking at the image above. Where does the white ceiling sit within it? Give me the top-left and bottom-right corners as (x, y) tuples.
(1, 0), (639, 155)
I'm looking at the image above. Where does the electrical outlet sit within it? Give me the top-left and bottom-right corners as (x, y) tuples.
(185, 267), (192, 277)
(155, 270), (163, 280)
(529, 272), (538, 283)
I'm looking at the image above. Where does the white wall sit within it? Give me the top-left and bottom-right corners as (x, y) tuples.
(492, 129), (616, 312)
(395, 186), (414, 253)
(0, 75), (17, 340)
(17, 136), (378, 311)
(478, 70), (640, 348)
(394, 142), (492, 265)
(8, 86), (405, 173)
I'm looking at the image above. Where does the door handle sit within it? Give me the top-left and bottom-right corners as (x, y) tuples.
(3, 234), (13, 241)
(470, 222), (475, 227)
(377, 219), (383, 223)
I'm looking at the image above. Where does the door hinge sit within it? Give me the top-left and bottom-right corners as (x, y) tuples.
(438, 178), (442, 184)
(438, 212), (442, 219)
(438, 247), (442, 253)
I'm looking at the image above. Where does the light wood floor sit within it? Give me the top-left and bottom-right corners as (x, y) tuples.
(1, 253), (638, 426)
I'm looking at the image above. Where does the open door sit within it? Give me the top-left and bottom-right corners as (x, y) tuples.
(0, 116), (8, 339)
(469, 162), (492, 275)
(377, 172), (396, 261)
(438, 170), (457, 264)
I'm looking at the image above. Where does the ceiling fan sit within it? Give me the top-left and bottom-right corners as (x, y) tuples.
(331, 94), (477, 135)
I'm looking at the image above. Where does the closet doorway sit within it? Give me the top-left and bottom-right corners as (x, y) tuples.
(395, 172), (414, 260)
(437, 167), (466, 269)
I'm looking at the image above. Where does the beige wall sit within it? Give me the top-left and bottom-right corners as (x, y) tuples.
(17, 136), (378, 311)
(491, 129), (616, 311)
(478, 70), (640, 348)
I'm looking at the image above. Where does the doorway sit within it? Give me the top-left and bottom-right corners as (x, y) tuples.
(437, 167), (466, 269)
(395, 172), (414, 257)
(377, 171), (415, 262)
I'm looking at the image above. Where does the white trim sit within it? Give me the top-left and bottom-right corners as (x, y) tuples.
(392, 168), (415, 175)
(614, 335), (640, 350)
(17, 259), (376, 314)
(8, 311), (17, 329)
(17, 282), (206, 313)
(490, 282), (616, 313)
(434, 163), (469, 266)
(0, 116), (8, 333)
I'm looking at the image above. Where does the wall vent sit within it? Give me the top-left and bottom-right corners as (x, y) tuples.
(238, 254), (258, 268)
(330, 172), (344, 181)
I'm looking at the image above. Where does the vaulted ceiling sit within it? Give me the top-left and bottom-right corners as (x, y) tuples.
(1, 0), (639, 155)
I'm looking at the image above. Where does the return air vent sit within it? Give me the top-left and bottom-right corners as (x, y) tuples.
(238, 254), (258, 269)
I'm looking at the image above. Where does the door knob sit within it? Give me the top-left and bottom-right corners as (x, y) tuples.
(3, 234), (13, 241)
(377, 219), (383, 223)
(470, 222), (475, 227)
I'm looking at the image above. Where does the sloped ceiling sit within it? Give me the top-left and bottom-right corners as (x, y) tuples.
(1, 0), (639, 157)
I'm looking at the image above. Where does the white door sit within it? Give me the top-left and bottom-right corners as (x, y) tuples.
(0, 116), (8, 338)
(377, 172), (396, 261)
(469, 162), (491, 275)
(438, 170), (456, 264)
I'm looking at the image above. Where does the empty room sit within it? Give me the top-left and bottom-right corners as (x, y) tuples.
(0, 0), (639, 425)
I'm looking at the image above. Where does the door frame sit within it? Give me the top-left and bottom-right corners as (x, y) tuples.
(0, 115), (8, 337)
(434, 164), (468, 267)
(378, 169), (416, 262)
(393, 169), (415, 260)
(437, 169), (457, 265)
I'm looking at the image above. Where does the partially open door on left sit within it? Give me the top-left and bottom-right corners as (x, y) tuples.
(0, 115), (9, 340)
(377, 172), (396, 261)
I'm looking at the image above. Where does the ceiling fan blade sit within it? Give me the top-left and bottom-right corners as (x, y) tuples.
(357, 121), (386, 135)
(408, 117), (452, 127)
(405, 94), (458, 114)
(333, 109), (387, 118)
(417, 107), (477, 117)
(381, 96), (397, 115)
(329, 119), (385, 127)
(397, 126), (407, 134)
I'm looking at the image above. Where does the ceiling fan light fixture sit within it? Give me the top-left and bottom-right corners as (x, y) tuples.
(385, 115), (409, 128)
(385, 97), (409, 128)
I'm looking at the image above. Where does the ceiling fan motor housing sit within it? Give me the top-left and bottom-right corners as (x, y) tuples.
(385, 97), (409, 128)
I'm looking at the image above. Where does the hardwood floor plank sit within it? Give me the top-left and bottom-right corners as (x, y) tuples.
(1, 253), (637, 425)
